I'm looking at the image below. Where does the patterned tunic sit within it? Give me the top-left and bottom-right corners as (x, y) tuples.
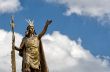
(22, 35), (40, 70)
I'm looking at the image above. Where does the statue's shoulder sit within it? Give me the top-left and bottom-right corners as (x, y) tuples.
(22, 36), (25, 38)
(34, 35), (40, 40)
(22, 37), (27, 41)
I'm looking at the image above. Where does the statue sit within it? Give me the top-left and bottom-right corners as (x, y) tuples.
(11, 17), (52, 72)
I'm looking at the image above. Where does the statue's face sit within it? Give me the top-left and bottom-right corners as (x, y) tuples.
(28, 26), (34, 34)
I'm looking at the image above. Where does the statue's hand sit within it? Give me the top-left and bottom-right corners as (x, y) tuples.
(14, 46), (20, 51)
(46, 19), (52, 25)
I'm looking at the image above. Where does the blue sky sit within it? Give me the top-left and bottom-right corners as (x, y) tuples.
(0, 0), (110, 56)
(0, 0), (110, 72)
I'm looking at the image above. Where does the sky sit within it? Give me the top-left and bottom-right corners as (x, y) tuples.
(0, 0), (110, 72)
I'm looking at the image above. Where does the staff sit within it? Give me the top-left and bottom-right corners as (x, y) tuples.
(10, 16), (16, 72)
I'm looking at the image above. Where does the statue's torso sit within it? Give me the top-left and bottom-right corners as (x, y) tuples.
(25, 36), (39, 48)
(23, 35), (40, 69)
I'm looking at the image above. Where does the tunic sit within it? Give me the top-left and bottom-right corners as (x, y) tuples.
(22, 35), (40, 70)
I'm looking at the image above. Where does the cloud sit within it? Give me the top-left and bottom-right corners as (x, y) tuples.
(0, 0), (22, 13)
(45, 0), (110, 17)
(42, 31), (110, 72)
(0, 29), (22, 72)
(0, 29), (110, 72)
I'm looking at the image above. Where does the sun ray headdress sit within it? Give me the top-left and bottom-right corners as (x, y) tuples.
(25, 19), (36, 36)
(26, 19), (34, 27)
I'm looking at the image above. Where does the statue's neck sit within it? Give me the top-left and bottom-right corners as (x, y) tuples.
(28, 33), (34, 37)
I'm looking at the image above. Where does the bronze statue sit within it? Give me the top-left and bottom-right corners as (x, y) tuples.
(13, 18), (52, 72)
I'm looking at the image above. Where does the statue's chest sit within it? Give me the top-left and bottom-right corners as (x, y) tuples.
(25, 36), (39, 48)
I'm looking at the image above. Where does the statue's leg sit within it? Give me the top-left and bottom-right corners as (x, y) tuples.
(22, 63), (30, 72)
(35, 69), (40, 72)
(30, 67), (40, 72)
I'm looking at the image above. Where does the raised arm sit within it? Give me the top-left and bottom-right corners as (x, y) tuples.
(38, 20), (52, 39)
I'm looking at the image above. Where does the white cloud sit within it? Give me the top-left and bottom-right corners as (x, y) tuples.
(0, 0), (22, 13)
(0, 29), (110, 72)
(45, 0), (110, 17)
(0, 29), (22, 72)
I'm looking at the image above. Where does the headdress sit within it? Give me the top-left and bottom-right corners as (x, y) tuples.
(26, 19), (34, 27)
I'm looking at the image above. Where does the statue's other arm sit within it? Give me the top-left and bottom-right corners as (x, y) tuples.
(15, 38), (25, 51)
(15, 46), (20, 51)
(38, 20), (52, 39)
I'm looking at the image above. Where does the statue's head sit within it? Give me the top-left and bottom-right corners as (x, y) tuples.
(25, 20), (36, 36)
